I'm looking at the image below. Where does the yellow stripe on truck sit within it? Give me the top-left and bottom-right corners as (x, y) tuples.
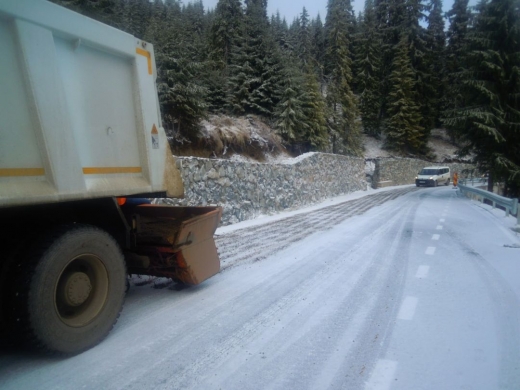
(0, 168), (45, 177)
(136, 48), (152, 75)
(83, 167), (142, 174)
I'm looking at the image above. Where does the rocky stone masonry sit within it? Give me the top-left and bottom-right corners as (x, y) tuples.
(159, 153), (476, 225)
(370, 157), (477, 188)
(160, 153), (366, 225)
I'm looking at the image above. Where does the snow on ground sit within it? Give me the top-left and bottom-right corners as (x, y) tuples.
(363, 134), (392, 159)
(363, 130), (465, 162)
(216, 184), (414, 235)
(378, 188), (520, 389)
(0, 186), (519, 390)
(456, 195), (520, 299)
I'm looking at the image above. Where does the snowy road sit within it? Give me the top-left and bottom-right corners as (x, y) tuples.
(1, 186), (519, 389)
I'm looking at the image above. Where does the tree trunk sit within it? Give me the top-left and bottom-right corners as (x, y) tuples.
(487, 172), (494, 193)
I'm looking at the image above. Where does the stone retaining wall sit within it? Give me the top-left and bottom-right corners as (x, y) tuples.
(159, 153), (475, 225)
(370, 158), (476, 188)
(161, 153), (366, 225)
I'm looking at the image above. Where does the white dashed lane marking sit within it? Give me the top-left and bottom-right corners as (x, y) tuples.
(415, 265), (430, 278)
(397, 296), (418, 320)
(366, 201), (449, 389)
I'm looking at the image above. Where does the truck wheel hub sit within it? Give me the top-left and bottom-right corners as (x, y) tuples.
(64, 272), (92, 306)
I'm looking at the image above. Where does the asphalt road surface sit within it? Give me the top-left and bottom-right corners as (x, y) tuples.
(1, 186), (519, 390)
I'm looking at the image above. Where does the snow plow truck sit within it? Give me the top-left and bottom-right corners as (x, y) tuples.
(0, 0), (222, 354)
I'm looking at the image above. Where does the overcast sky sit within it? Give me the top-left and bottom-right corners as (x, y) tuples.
(198, 0), (462, 24)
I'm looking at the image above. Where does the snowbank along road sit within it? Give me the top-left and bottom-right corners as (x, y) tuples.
(1, 186), (519, 390)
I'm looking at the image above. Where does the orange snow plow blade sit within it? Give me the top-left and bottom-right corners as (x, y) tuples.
(125, 205), (222, 285)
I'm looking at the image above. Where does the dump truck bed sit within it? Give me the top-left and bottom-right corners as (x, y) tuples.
(0, 0), (183, 207)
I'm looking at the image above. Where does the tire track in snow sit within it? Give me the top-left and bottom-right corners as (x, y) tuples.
(84, 187), (417, 390)
(216, 187), (417, 271)
(149, 191), (419, 390)
(0, 187), (416, 390)
(251, 195), (418, 390)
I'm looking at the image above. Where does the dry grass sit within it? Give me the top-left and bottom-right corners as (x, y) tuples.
(171, 114), (289, 162)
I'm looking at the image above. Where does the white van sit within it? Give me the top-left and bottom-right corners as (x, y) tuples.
(415, 166), (451, 187)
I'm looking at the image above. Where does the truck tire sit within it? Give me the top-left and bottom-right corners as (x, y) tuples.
(7, 224), (126, 355)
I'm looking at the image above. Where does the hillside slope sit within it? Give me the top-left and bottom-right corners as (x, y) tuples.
(170, 115), (462, 163)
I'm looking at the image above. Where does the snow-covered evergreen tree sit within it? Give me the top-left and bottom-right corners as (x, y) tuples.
(311, 15), (326, 79)
(297, 8), (313, 66)
(443, 0), (520, 195)
(325, 0), (363, 156)
(125, 0), (150, 39)
(227, 0), (284, 117)
(385, 35), (424, 154)
(356, 0), (384, 137)
(301, 69), (329, 151)
(425, 0), (446, 128)
(275, 77), (306, 143)
(209, 0), (244, 69)
(442, 0), (470, 141)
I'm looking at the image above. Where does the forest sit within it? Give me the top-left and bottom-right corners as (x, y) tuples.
(50, 0), (520, 196)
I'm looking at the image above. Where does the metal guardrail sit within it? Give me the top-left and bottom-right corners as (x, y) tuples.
(458, 184), (520, 226)
(459, 177), (488, 186)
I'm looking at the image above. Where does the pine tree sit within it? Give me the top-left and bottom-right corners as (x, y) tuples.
(271, 11), (290, 51)
(443, 0), (520, 195)
(297, 8), (313, 66)
(356, 0), (384, 137)
(275, 61), (328, 153)
(385, 35), (424, 154)
(445, 0), (470, 68)
(125, 0), (150, 39)
(443, 0), (470, 141)
(273, 11), (328, 153)
(49, 0), (125, 29)
(155, 0), (210, 140)
(324, 0), (363, 156)
(227, 0), (284, 117)
(310, 15), (326, 78)
(351, 11), (364, 95)
(209, 0), (244, 69)
(405, 0), (433, 148)
(157, 57), (209, 141)
(373, 0), (407, 127)
(275, 77), (306, 143)
(181, 1), (208, 62)
(49, 0), (96, 18)
(301, 69), (329, 150)
(206, 0), (244, 112)
(143, 0), (166, 48)
(373, 0), (432, 152)
(249, 45), (284, 116)
(425, 0), (446, 128)
(287, 17), (301, 54)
